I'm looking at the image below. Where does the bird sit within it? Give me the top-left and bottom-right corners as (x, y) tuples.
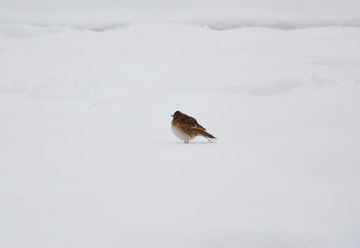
(171, 111), (216, 143)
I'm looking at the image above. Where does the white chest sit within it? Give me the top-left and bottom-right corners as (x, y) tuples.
(171, 125), (192, 141)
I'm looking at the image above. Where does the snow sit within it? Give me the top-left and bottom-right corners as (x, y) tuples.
(1, 0), (360, 23)
(1, 23), (360, 248)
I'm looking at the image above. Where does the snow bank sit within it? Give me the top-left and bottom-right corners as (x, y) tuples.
(1, 23), (360, 248)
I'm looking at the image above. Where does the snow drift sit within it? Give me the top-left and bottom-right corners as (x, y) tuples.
(1, 23), (360, 248)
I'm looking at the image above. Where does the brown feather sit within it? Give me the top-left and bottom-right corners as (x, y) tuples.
(171, 111), (216, 143)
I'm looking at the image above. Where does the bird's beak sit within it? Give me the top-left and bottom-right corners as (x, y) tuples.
(171, 115), (173, 117)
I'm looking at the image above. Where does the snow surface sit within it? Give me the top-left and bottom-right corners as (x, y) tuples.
(1, 23), (360, 248)
(1, 0), (360, 22)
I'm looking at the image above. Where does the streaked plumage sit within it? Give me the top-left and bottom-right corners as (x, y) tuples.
(171, 111), (216, 143)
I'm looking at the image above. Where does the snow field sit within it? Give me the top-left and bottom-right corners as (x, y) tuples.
(1, 23), (360, 248)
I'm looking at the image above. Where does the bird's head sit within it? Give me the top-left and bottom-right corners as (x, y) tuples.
(171, 111), (182, 118)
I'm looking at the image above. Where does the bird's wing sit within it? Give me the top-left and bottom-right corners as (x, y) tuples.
(182, 115), (206, 130)
(177, 122), (197, 138)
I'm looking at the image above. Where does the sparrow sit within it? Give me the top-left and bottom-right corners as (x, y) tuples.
(171, 111), (216, 143)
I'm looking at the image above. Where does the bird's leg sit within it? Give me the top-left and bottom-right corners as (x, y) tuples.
(184, 140), (189, 144)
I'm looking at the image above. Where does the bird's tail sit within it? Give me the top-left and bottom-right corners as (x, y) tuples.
(196, 129), (217, 142)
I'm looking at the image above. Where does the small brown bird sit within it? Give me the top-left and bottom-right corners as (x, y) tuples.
(171, 111), (216, 143)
